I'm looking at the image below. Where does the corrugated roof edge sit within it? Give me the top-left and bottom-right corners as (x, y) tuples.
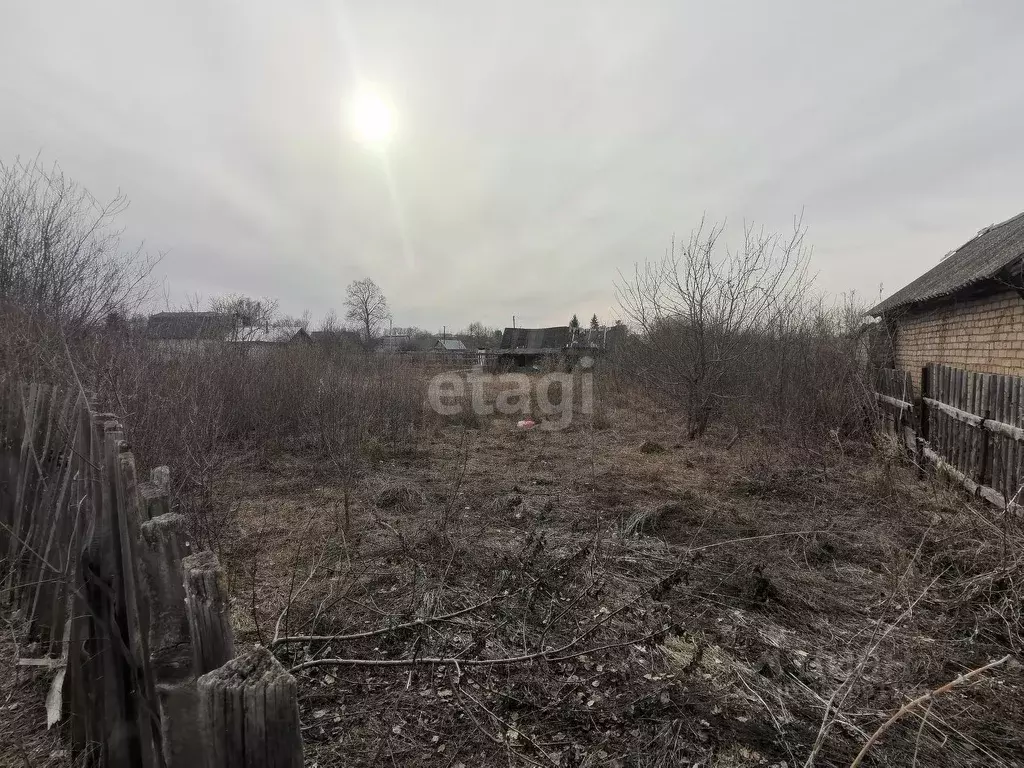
(868, 210), (1024, 316)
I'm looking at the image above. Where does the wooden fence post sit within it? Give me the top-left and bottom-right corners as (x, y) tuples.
(197, 648), (303, 768)
(917, 365), (930, 478)
(140, 511), (200, 768)
(151, 466), (171, 494)
(183, 551), (235, 675)
(920, 366), (930, 442)
(979, 376), (994, 488)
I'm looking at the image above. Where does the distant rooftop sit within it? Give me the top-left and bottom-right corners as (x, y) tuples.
(499, 326), (571, 351)
(498, 325), (625, 351)
(147, 312), (233, 340)
(436, 338), (467, 351)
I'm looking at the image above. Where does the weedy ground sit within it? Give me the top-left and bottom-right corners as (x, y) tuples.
(3, 388), (1022, 768)
(219, 391), (1023, 767)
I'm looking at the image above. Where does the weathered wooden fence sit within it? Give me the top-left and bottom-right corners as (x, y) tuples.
(0, 380), (303, 767)
(875, 368), (917, 452)
(875, 363), (1024, 509)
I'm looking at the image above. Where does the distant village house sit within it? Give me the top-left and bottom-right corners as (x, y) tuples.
(146, 311), (310, 356)
(433, 338), (467, 354)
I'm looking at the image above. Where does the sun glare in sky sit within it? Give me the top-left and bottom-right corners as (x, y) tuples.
(350, 87), (395, 147)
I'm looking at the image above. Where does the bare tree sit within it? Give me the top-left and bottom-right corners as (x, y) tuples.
(319, 310), (341, 333)
(280, 309), (311, 330)
(460, 321), (501, 349)
(344, 278), (390, 346)
(616, 216), (811, 438)
(0, 157), (157, 331)
(209, 294), (279, 340)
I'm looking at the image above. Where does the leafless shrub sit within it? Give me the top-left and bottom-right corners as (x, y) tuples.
(615, 217), (874, 447)
(48, 329), (425, 547)
(0, 157), (156, 332)
(208, 293), (280, 340)
(312, 352), (423, 531)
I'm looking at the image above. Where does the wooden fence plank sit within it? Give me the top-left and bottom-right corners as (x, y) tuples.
(994, 375), (1004, 500)
(974, 371), (984, 478)
(1007, 376), (1016, 499)
(140, 511), (201, 768)
(965, 370), (975, 475)
(197, 649), (303, 768)
(1006, 377), (1016, 501)
(962, 369), (972, 475)
(114, 445), (162, 768)
(183, 551), (236, 676)
(91, 413), (137, 767)
(999, 375), (1007, 500)
(992, 376), (1001, 498)
(942, 366), (950, 462)
(951, 369), (960, 473)
(922, 365), (932, 442)
(980, 371), (990, 482)
(971, 374), (981, 484)
(994, 376), (1005, 497)
(1001, 375), (1011, 499)
(1015, 377), (1024, 503)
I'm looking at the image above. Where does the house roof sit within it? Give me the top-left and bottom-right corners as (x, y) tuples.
(147, 312), (233, 340)
(499, 326), (572, 350)
(870, 211), (1024, 315)
(235, 325), (309, 343)
(435, 338), (467, 351)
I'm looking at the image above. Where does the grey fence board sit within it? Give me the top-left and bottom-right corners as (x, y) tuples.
(879, 364), (1024, 509)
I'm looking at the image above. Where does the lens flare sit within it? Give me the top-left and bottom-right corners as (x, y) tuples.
(350, 88), (394, 146)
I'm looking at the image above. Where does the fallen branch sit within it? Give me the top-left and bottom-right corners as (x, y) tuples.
(849, 654), (1011, 768)
(270, 593), (508, 649)
(288, 626), (668, 675)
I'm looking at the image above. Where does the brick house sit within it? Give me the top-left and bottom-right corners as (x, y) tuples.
(869, 212), (1024, 389)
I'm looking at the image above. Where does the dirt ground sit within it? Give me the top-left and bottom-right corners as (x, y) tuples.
(3, 388), (1022, 767)
(0, 635), (68, 768)
(213, 394), (1023, 767)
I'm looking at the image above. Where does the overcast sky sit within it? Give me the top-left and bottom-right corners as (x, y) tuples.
(2, 1), (1023, 330)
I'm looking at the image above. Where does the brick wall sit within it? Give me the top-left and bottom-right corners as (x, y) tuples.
(894, 288), (1024, 391)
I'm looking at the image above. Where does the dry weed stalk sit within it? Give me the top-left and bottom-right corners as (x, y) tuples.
(849, 654), (1011, 768)
(287, 624), (669, 674)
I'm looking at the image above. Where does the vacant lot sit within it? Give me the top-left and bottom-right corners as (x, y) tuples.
(4, 373), (1022, 768)
(214, 382), (1022, 767)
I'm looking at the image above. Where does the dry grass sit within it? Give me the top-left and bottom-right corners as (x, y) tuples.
(0, 635), (69, 768)
(207, 383), (1024, 767)
(3, 359), (1022, 767)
